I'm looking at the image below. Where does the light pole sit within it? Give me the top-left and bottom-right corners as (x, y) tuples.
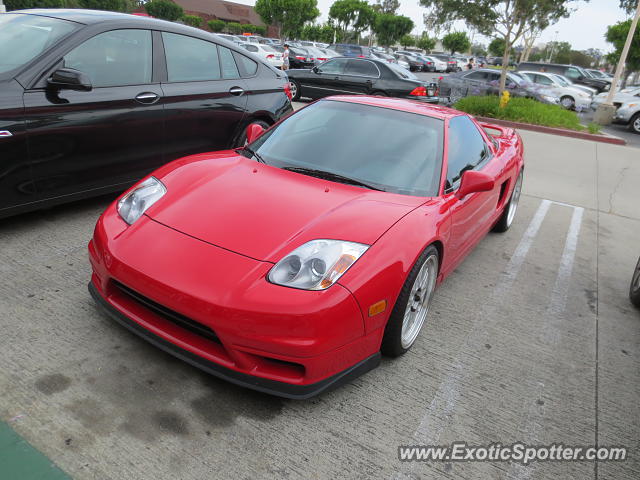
(594, 0), (640, 125)
(0, 0), (6, 14)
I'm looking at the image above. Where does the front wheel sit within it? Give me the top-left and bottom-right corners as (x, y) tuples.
(560, 96), (575, 110)
(628, 113), (640, 134)
(493, 169), (523, 232)
(381, 245), (439, 357)
(289, 79), (301, 101)
(630, 257), (640, 308)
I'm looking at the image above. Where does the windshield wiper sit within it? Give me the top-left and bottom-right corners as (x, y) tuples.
(283, 167), (385, 191)
(241, 145), (267, 164)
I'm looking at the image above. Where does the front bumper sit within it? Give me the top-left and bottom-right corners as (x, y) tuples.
(88, 206), (382, 398)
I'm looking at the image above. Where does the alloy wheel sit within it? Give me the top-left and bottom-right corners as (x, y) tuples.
(506, 171), (523, 227)
(400, 254), (438, 349)
(289, 82), (297, 100)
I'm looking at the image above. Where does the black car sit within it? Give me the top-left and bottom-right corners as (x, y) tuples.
(286, 57), (438, 102)
(328, 44), (373, 58)
(393, 53), (424, 72)
(516, 62), (610, 93)
(0, 9), (292, 219)
(272, 46), (315, 69)
(430, 54), (459, 72)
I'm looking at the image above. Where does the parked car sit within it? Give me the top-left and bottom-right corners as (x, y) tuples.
(258, 37), (280, 45)
(215, 33), (242, 45)
(414, 54), (436, 72)
(549, 73), (598, 97)
(393, 53), (425, 72)
(0, 9), (293, 220)
(438, 69), (559, 105)
(586, 69), (611, 80)
(516, 62), (610, 93)
(519, 71), (593, 110)
(430, 54), (459, 72)
(328, 44), (373, 58)
(631, 257), (640, 307)
(239, 42), (284, 69)
(612, 99), (640, 134)
(303, 46), (334, 65)
(88, 95), (524, 398)
(272, 45), (315, 69)
(424, 55), (448, 72)
(286, 57), (438, 102)
(370, 51), (397, 64)
(591, 86), (640, 109)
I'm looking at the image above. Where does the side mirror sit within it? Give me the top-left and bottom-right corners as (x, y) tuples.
(456, 170), (494, 198)
(312, 66), (320, 74)
(245, 123), (266, 144)
(507, 82), (517, 89)
(48, 68), (92, 92)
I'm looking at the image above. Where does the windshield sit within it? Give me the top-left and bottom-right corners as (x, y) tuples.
(549, 74), (571, 86)
(246, 100), (444, 196)
(0, 14), (79, 75)
(388, 62), (418, 80)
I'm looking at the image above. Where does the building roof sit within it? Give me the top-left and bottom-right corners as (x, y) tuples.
(176, 0), (265, 26)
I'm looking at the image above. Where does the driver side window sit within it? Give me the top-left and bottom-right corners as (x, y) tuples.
(446, 116), (489, 191)
(63, 29), (152, 87)
(318, 58), (348, 74)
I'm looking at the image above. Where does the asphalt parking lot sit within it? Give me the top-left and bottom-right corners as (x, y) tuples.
(1, 117), (639, 478)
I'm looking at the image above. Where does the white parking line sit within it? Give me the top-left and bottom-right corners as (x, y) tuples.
(392, 198), (585, 479)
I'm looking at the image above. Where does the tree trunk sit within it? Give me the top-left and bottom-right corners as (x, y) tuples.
(498, 38), (512, 94)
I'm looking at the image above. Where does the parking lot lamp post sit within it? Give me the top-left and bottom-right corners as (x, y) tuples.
(594, 0), (640, 125)
(0, 0), (6, 13)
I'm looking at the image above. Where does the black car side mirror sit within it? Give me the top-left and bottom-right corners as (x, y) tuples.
(48, 68), (92, 92)
(312, 66), (320, 74)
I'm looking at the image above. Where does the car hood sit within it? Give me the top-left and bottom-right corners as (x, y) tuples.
(146, 153), (425, 262)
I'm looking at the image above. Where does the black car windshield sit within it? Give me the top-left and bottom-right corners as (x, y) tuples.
(247, 100), (444, 197)
(0, 14), (79, 74)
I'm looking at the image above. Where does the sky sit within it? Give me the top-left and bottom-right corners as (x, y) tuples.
(233, 0), (632, 52)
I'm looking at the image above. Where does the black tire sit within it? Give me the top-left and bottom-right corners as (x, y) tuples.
(628, 113), (640, 134)
(560, 95), (575, 110)
(371, 90), (388, 96)
(290, 79), (301, 101)
(493, 169), (523, 233)
(233, 119), (270, 148)
(381, 245), (439, 357)
(630, 257), (640, 308)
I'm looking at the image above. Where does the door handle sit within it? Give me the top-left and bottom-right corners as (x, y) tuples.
(333, 76), (340, 81)
(135, 92), (160, 104)
(229, 86), (245, 96)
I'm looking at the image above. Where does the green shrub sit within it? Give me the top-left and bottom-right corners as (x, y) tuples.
(226, 22), (243, 34)
(241, 23), (254, 33)
(6, 0), (65, 10)
(587, 122), (601, 134)
(253, 25), (267, 36)
(454, 96), (585, 131)
(208, 19), (226, 32)
(182, 14), (203, 28)
(145, 0), (183, 21)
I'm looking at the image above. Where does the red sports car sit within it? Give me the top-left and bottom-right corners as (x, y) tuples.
(88, 96), (524, 398)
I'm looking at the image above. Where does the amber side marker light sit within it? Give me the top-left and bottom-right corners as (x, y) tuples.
(368, 300), (387, 317)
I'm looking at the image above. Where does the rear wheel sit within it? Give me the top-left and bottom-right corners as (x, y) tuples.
(628, 113), (640, 134)
(233, 119), (270, 148)
(372, 90), (388, 96)
(630, 257), (640, 308)
(560, 96), (575, 109)
(493, 169), (523, 233)
(289, 79), (301, 101)
(381, 245), (439, 357)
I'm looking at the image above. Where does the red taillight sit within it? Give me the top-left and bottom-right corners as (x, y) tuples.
(284, 82), (292, 101)
(358, 55), (365, 58)
(295, 56), (306, 60)
(409, 86), (427, 96)
(317, 57), (327, 61)
(266, 54), (274, 59)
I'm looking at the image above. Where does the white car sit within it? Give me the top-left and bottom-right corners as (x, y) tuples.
(549, 74), (598, 97)
(239, 42), (284, 68)
(519, 71), (592, 110)
(591, 86), (640, 108)
(424, 56), (447, 72)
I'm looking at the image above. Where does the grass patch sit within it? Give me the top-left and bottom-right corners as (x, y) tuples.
(587, 122), (601, 134)
(454, 96), (591, 132)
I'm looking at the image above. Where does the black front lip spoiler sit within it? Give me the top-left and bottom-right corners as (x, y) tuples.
(88, 282), (381, 399)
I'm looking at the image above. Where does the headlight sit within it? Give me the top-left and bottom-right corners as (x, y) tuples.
(541, 95), (558, 103)
(268, 239), (368, 290)
(117, 176), (166, 224)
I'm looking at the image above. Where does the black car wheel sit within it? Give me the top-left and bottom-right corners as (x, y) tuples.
(628, 113), (640, 134)
(630, 257), (640, 308)
(233, 119), (270, 147)
(290, 79), (301, 101)
(560, 96), (575, 110)
(372, 91), (388, 96)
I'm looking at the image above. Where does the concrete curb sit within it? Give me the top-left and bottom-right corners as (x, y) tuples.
(474, 116), (627, 145)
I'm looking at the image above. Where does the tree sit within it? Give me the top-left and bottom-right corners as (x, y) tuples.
(254, 25), (267, 36)
(400, 34), (415, 48)
(488, 37), (506, 56)
(5, 0), (64, 10)
(606, 19), (640, 72)
(208, 19), (226, 32)
(329, 0), (376, 42)
(416, 35), (436, 52)
(372, 14), (414, 47)
(471, 43), (487, 56)
(442, 31), (470, 54)
(145, 0), (184, 21)
(182, 14), (203, 28)
(241, 24), (255, 33)
(255, 0), (320, 39)
(226, 22), (243, 34)
(301, 24), (322, 40)
(620, 0), (638, 14)
(77, 0), (130, 10)
(419, 0), (577, 92)
(372, 0), (400, 14)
